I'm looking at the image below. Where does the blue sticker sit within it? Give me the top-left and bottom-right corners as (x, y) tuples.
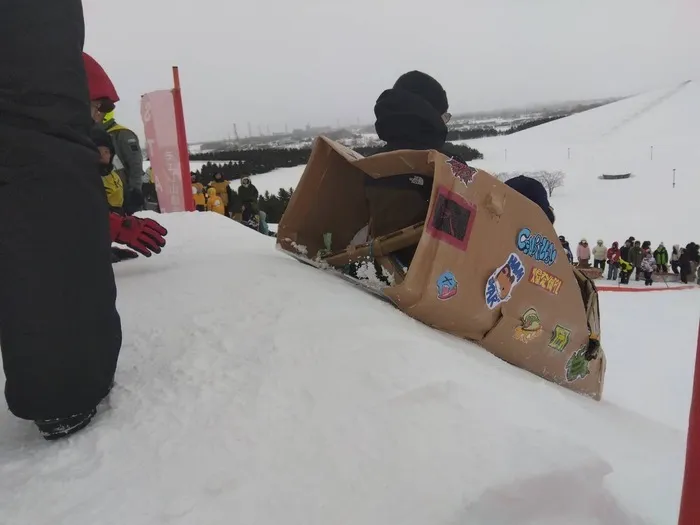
(516, 228), (557, 266)
(485, 253), (526, 310)
(437, 271), (458, 300)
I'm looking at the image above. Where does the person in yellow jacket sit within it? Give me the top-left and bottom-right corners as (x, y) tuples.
(92, 127), (124, 213)
(102, 110), (145, 214)
(208, 172), (231, 215)
(618, 258), (633, 285)
(206, 187), (226, 215)
(192, 174), (206, 211)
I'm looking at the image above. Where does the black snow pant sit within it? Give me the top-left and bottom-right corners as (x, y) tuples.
(644, 271), (653, 286)
(0, 0), (122, 421)
(619, 270), (630, 284)
(672, 260), (680, 274)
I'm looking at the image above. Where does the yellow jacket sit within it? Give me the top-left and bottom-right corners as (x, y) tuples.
(192, 182), (206, 206)
(103, 169), (124, 208)
(206, 188), (225, 215)
(208, 180), (229, 207)
(619, 258), (633, 272)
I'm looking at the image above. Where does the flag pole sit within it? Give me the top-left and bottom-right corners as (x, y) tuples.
(172, 66), (194, 212)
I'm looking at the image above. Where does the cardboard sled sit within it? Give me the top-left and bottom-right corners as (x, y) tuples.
(277, 137), (606, 400)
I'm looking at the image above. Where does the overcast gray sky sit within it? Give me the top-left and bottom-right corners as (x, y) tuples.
(83, 0), (699, 143)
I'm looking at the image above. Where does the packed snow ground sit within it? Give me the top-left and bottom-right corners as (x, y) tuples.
(1, 212), (698, 525)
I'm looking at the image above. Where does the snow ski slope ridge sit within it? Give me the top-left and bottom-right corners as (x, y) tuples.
(2, 213), (697, 525)
(603, 80), (692, 137)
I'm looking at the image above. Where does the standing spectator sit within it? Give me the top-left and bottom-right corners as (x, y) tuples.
(606, 241), (620, 280)
(620, 239), (632, 262)
(576, 239), (591, 267)
(641, 240), (652, 256)
(91, 127), (124, 214)
(592, 239), (607, 272)
(103, 111), (145, 215)
(679, 248), (691, 284)
(238, 176), (260, 223)
(205, 188), (226, 215)
(671, 245), (682, 274)
(653, 243), (669, 273)
(629, 240), (643, 281)
(142, 167), (158, 210)
(686, 242), (700, 284)
(558, 236), (574, 264)
(641, 250), (657, 286)
(208, 173), (231, 216)
(258, 209), (270, 235)
(192, 174), (206, 212)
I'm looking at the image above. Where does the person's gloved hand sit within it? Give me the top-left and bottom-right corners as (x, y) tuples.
(109, 213), (168, 257)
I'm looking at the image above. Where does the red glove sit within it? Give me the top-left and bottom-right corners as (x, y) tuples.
(109, 213), (168, 257)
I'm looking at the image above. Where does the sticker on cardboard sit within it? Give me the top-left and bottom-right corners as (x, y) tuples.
(513, 307), (544, 343)
(446, 157), (477, 187)
(566, 346), (591, 382)
(485, 253), (526, 310)
(516, 228), (557, 266)
(529, 267), (563, 295)
(426, 186), (477, 251)
(548, 324), (571, 352)
(436, 271), (458, 301)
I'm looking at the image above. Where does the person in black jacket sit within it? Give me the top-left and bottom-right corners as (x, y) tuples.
(0, 0), (122, 439)
(366, 71), (464, 239)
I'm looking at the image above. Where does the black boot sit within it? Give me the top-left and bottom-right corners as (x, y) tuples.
(34, 380), (114, 440)
(35, 408), (97, 440)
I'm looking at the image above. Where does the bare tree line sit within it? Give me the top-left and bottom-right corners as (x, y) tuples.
(495, 170), (566, 197)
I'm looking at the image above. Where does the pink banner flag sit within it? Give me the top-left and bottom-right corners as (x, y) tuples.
(141, 89), (193, 213)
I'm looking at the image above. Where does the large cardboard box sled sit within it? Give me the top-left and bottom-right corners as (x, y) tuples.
(277, 137), (606, 400)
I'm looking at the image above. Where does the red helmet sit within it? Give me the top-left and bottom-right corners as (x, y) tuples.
(82, 52), (119, 108)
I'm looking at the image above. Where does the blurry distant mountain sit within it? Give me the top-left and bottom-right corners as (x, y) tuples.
(450, 96), (624, 121)
(190, 95), (626, 153)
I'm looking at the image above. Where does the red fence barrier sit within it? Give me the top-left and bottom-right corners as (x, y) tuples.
(597, 285), (696, 292)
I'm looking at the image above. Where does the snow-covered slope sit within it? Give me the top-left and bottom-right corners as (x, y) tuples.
(458, 81), (700, 245)
(1, 213), (697, 525)
(230, 165), (304, 196)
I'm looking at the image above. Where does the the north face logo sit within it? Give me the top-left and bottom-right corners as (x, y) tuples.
(409, 176), (424, 186)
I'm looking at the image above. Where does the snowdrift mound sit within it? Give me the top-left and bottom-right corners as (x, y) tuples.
(459, 81), (700, 244)
(0, 212), (695, 524)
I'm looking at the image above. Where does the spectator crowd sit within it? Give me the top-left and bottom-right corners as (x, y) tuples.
(190, 172), (273, 236)
(557, 236), (700, 286)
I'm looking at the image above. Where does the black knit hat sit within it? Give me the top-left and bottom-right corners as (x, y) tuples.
(505, 175), (555, 223)
(393, 71), (449, 115)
